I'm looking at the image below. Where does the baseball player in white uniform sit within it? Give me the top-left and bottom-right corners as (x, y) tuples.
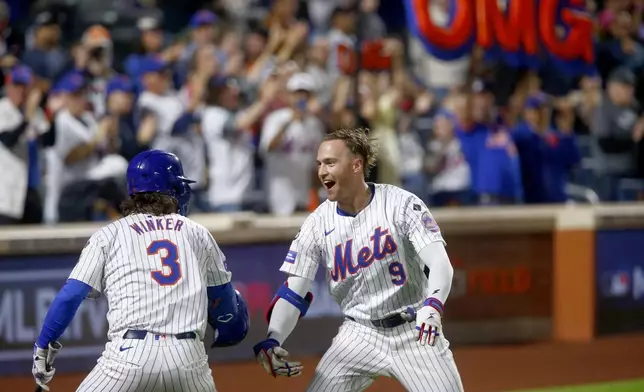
(32, 149), (250, 391)
(259, 72), (325, 216)
(253, 128), (464, 391)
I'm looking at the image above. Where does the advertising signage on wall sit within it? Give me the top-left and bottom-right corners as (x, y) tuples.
(446, 233), (553, 322)
(0, 233), (554, 376)
(596, 229), (644, 335)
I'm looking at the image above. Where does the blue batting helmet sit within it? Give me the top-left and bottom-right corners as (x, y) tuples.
(209, 290), (250, 348)
(126, 150), (195, 216)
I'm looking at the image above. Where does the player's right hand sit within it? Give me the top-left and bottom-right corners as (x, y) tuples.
(253, 338), (303, 378)
(32, 345), (56, 391)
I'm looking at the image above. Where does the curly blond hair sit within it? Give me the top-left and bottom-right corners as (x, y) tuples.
(324, 127), (379, 180)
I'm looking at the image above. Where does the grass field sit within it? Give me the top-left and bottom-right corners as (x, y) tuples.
(516, 378), (644, 392)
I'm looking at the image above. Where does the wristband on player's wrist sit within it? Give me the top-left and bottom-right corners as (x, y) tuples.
(253, 338), (280, 357)
(266, 333), (282, 346)
(423, 297), (444, 315)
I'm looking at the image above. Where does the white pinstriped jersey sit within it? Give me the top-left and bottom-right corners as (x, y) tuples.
(281, 184), (445, 321)
(69, 213), (231, 341)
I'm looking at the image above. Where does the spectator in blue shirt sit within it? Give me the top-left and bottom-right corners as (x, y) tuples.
(124, 16), (185, 94)
(104, 75), (146, 161)
(176, 10), (224, 86)
(450, 94), (487, 202)
(453, 83), (522, 205)
(596, 10), (644, 81)
(512, 93), (581, 203)
(21, 10), (68, 91)
(476, 124), (523, 204)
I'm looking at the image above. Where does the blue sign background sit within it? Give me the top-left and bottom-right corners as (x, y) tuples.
(595, 229), (644, 335)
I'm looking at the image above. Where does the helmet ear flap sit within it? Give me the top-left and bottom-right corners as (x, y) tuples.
(175, 181), (193, 216)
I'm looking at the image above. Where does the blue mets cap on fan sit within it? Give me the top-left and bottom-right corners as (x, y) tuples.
(190, 10), (217, 28)
(6, 65), (33, 85)
(126, 150), (196, 216)
(524, 92), (547, 109)
(106, 75), (134, 96)
(55, 72), (87, 94)
(138, 55), (169, 75)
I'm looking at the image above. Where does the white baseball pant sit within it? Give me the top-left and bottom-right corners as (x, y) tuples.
(77, 332), (215, 392)
(306, 319), (464, 392)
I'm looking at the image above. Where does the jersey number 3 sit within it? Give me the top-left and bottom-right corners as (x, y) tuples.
(148, 240), (182, 286)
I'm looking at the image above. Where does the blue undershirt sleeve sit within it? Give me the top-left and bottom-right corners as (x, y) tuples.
(36, 279), (93, 348)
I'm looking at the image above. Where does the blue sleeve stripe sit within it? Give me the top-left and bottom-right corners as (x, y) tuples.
(36, 279), (92, 348)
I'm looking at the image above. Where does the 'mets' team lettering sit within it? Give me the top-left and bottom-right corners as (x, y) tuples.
(129, 217), (185, 235)
(331, 227), (398, 282)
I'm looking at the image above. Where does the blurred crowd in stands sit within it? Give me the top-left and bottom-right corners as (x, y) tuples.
(0, 0), (643, 225)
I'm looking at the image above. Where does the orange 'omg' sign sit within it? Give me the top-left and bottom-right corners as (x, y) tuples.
(403, 0), (595, 74)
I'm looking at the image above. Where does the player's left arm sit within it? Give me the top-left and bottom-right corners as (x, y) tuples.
(398, 195), (454, 346)
(201, 229), (249, 348)
(33, 231), (107, 389)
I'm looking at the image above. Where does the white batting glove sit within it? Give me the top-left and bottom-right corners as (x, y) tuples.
(32, 341), (62, 390)
(415, 298), (445, 346)
(253, 338), (303, 378)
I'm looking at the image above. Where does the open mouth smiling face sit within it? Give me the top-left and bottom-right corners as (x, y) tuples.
(322, 180), (336, 191)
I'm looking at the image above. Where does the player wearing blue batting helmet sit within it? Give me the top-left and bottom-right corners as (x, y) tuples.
(126, 149), (195, 216)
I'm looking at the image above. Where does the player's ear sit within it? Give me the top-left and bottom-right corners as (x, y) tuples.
(352, 158), (363, 174)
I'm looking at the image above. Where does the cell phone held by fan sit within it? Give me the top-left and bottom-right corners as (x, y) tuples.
(295, 98), (308, 112)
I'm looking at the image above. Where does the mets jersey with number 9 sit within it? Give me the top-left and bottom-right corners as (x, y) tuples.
(280, 183), (444, 322)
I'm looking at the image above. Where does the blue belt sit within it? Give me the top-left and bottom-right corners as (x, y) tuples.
(123, 329), (197, 340)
